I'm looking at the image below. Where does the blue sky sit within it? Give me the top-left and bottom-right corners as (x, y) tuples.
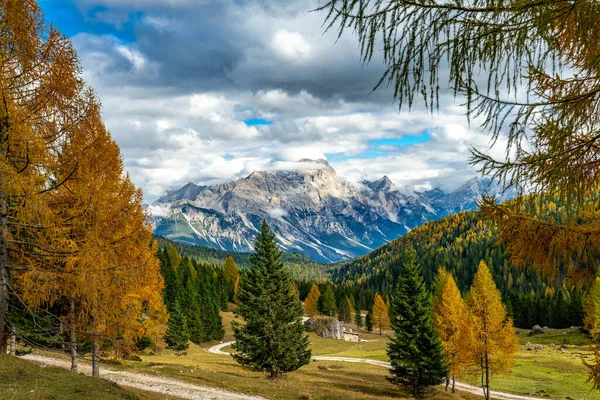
(37, 0), (495, 201)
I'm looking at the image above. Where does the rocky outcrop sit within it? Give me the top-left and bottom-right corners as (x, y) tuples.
(530, 325), (544, 335)
(304, 317), (344, 340)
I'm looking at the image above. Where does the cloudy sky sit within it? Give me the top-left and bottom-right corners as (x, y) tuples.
(40, 0), (506, 202)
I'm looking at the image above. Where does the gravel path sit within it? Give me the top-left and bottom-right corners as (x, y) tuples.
(21, 354), (265, 400)
(208, 341), (545, 400)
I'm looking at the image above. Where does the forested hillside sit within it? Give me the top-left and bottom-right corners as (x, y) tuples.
(155, 236), (331, 282)
(332, 211), (584, 329)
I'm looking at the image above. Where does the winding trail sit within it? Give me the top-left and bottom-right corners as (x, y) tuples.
(208, 341), (544, 400)
(21, 354), (264, 400)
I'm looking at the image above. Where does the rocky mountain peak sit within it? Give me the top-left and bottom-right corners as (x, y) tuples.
(152, 164), (514, 262)
(363, 175), (396, 192)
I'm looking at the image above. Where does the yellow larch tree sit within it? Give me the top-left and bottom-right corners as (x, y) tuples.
(585, 277), (600, 343)
(0, 0), (83, 354)
(372, 293), (390, 335)
(432, 268), (472, 393)
(467, 261), (519, 400)
(303, 283), (320, 316)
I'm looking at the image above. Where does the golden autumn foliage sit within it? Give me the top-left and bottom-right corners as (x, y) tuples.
(372, 293), (389, 335)
(303, 283), (320, 316)
(0, 0), (167, 371)
(466, 261), (519, 400)
(0, 0), (83, 352)
(432, 268), (471, 392)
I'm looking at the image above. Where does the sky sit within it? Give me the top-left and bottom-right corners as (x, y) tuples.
(39, 0), (508, 202)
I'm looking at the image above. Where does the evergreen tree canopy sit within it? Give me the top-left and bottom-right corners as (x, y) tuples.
(387, 249), (447, 398)
(320, 286), (337, 317)
(232, 220), (311, 379)
(164, 301), (190, 355)
(365, 311), (374, 332)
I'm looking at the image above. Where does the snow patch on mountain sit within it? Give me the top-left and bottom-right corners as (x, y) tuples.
(151, 159), (515, 262)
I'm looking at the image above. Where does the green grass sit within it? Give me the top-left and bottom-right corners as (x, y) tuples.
(15, 312), (599, 400)
(517, 327), (591, 347)
(120, 342), (477, 400)
(0, 356), (175, 400)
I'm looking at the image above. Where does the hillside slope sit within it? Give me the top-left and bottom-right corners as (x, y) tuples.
(335, 211), (585, 329)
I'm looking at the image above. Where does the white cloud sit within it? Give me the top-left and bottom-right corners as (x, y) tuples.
(271, 30), (311, 61)
(63, 0), (511, 202)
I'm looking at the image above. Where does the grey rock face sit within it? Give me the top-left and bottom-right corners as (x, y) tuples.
(150, 159), (515, 262)
(530, 325), (544, 335)
(309, 317), (344, 340)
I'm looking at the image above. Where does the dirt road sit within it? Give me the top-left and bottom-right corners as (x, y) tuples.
(208, 341), (545, 400)
(21, 354), (264, 400)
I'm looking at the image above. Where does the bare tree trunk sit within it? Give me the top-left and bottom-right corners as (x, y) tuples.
(485, 350), (490, 400)
(70, 300), (78, 373)
(92, 340), (100, 377)
(452, 374), (455, 393)
(0, 186), (9, 357)
(9, 332), (15, 356)
(445, 372), (450, 391)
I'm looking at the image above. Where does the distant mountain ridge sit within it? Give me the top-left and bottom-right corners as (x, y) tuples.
(150, 159), (515, 262)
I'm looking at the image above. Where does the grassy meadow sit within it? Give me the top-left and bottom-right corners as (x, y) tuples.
(0, 356), (178, 400)
(5, 310), (598, 400)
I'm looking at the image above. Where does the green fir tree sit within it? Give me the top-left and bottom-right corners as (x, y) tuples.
(355, 307), (363, 329)
(320, 286), (337, 317)
(387, 249), (447, 398)
(164, 301), (190, 355)
(232, 220), (311, 379)
(365, 311), (374, 332)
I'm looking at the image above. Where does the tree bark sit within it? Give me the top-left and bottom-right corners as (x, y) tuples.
(70, 300), (78, 373)
(92, 340), (100, 377)
(452, 374), (455, 393)
(485, 349), (490, 400)
(0, 185), (9, 357)
(445, 372), (450, 391)
(10, 332), (15, 356)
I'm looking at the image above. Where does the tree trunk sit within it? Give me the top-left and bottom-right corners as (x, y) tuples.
(485, 350), (490, 400)
(445, 372), (450, 391)
(10, 332), (15, 356)
(92, 340), (100, 377)
(70, 300), (78, 373)
(0, 186), (9, 357)
(452, 374), (455, 393)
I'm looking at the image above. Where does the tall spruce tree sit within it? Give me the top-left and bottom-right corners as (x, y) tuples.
(355, 307), (363, 329)
(232, 220), (311, 379)
(164, 301), (190, 355)
(387, 250), (447, 398)
(365, 311), (374, 332)
(320, 286), (337, 317)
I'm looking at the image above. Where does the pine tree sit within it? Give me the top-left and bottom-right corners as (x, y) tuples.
(338, 296), (353, 323)
(365, 311), (374, 332)
(355, 307), (363, 328)
(232, 220), (311, 379)
(320, 286), (337, 317)
(467, 261), (519, 400)
(387, 250), (447, 398)
(304, 284), (321, 316)
(432, 268), (471, 392)
(165, 302), (190, 355)
(372, 293), (390, 335)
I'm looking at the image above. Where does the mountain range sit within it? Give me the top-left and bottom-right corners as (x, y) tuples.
(149, 159), (514, 262)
